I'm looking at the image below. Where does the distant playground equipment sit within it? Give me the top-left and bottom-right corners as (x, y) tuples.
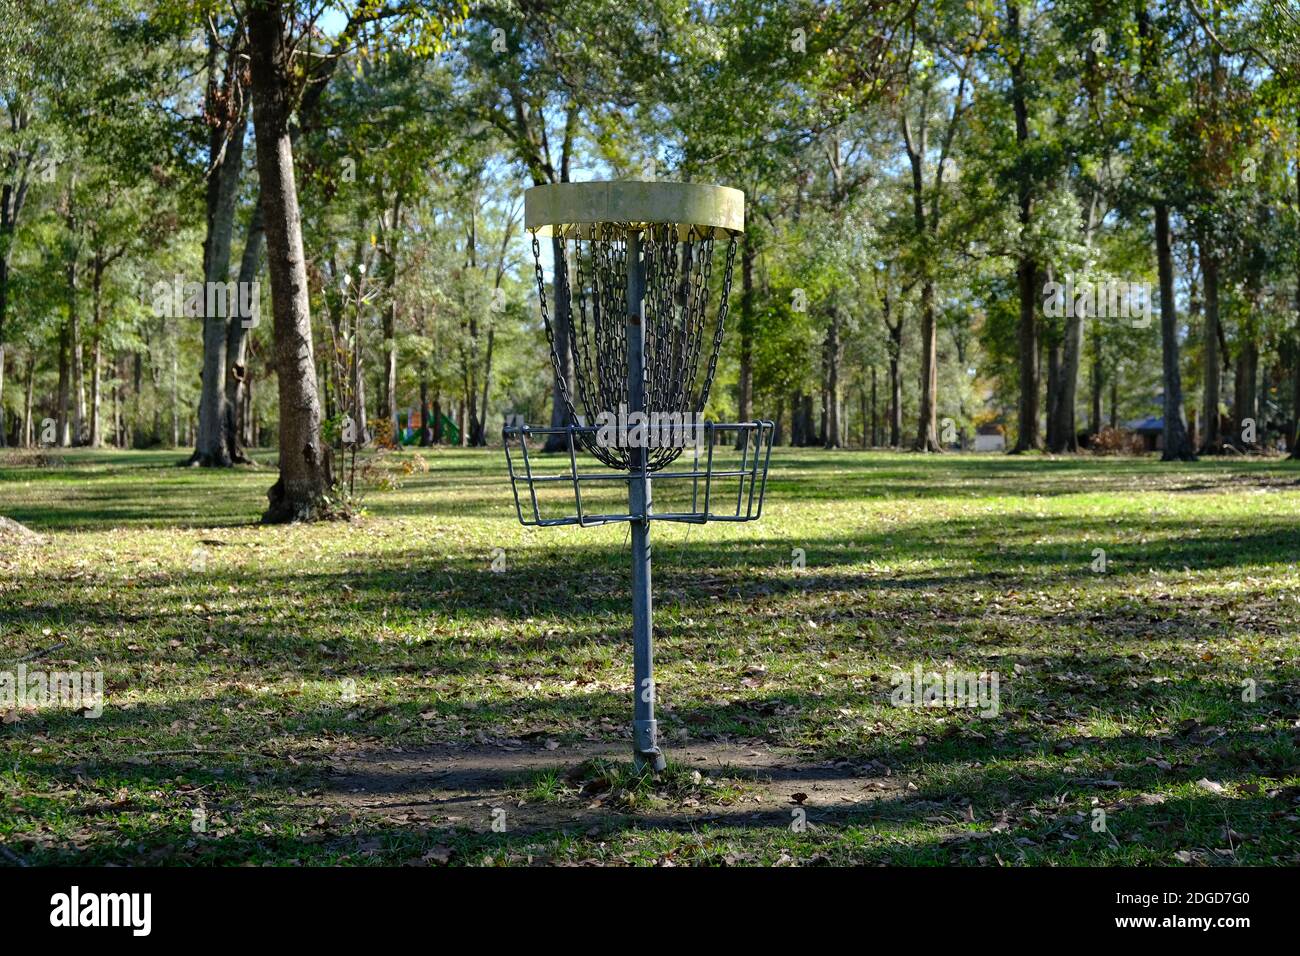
(394, 407), (460, 445)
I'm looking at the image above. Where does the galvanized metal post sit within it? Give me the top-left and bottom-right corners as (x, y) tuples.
(626, 229), (665, 773)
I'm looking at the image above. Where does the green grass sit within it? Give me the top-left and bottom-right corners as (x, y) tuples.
(1, 445), (1299, 866)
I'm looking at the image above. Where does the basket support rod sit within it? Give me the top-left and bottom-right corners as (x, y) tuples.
(626, 229), (665, 774)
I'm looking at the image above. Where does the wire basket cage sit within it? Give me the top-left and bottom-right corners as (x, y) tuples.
(503, 419), (775, 527)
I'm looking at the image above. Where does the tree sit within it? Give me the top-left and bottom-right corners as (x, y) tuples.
(1137, 3), (1195, 460)
(0, 0), (76, 447)
(244, 0), (462, 521)
(191, 11), (252, 466)
(1003, 1), (1043, 452)
(894, 4), (980, 450)
(246, 0), (335, 519)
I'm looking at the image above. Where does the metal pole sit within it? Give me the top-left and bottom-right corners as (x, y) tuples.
(626, 229), (664, 773)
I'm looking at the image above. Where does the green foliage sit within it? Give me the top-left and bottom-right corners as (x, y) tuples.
(1, 0), (1297, 457)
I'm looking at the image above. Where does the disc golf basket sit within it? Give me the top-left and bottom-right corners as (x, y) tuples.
(503, 181), (774, 772)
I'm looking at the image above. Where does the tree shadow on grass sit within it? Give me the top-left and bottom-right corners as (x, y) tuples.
(370, 449), (1300, 520)
(7, 447), (1298, 532)
(11, 702), (1298, 865)
(10, 661), (1295, 786)
(3, 515), (1298, 687)
(51, 785), (1280, 865)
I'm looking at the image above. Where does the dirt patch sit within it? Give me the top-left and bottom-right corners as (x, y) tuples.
(310, 739), (906, 835)
(0, 515), (45, 545)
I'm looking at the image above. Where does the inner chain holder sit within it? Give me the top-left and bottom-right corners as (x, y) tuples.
(533, 222), (738, 472)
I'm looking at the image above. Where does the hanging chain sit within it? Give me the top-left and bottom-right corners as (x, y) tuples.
(696, 234), (737, 415)
(531, 230), (578, 428)
(570, 228), (600, 428)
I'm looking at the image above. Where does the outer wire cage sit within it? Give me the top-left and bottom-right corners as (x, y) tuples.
(502, 420), (775, 527)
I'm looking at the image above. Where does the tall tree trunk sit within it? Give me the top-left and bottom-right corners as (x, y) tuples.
(383, 296), (398, 430)
(1078, 190), (1103, 444)
(89, 334), (102, 448)
(194, 152), (245, 462)
(418, 374), (431, 446)
(823, 309), (841, 449)
(858, 384), (866, 448)
(1292, 336), (1300, 458)
(57, 320), (71, 446)
(461, 364), (474, 448)
(170, 338), (180, 447)
(459, 207), (486, 448)
(1008, 0), (1039, 453)
(193, 21), (250, 467)
(112, 363), (122, 448)
(1291, 115), (1300, 460)
(353, 357), (371, 446)
(914, 281), (939, 450)
(1013, 258), (1040, 451)
(901, 105), (939, 453)
(88, 258), (107, 448)
(0, 264), (8, 447)
(1045, 335), (1062, 450)
(248, 0), (332, 521)
(888, 354), (901, 447)
(900, 77), (954, 455)
(1, 146), (35, 448)
(378, 195), (402, 431)
(1057, 307), (1082, 451)
(462, 336), (480, 448)
(72, 317), (85, 444)
(1199, 247), (1222, 452)
(148, 344), (163, 443)
(22, 356), (34, 448)
(120, 353), (132, 447)
(817, 375), (828, 446)
(1089, 327), (1103, 435)
(69, 257), (86, 445)
(224, 198), (264, 464)
(1234, 337), (1257, 447)
(476, 326), (494, 446)
(1046, 300), (1081, 453)
(886, 314), (903, 447)
(870, 365), (879, 447)
(1154, 203), (1195, 461)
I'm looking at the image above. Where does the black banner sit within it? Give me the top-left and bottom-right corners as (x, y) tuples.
(0, 865), (1279, 941)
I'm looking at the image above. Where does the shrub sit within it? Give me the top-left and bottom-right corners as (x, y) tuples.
(1090, 426), (1146, 456)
